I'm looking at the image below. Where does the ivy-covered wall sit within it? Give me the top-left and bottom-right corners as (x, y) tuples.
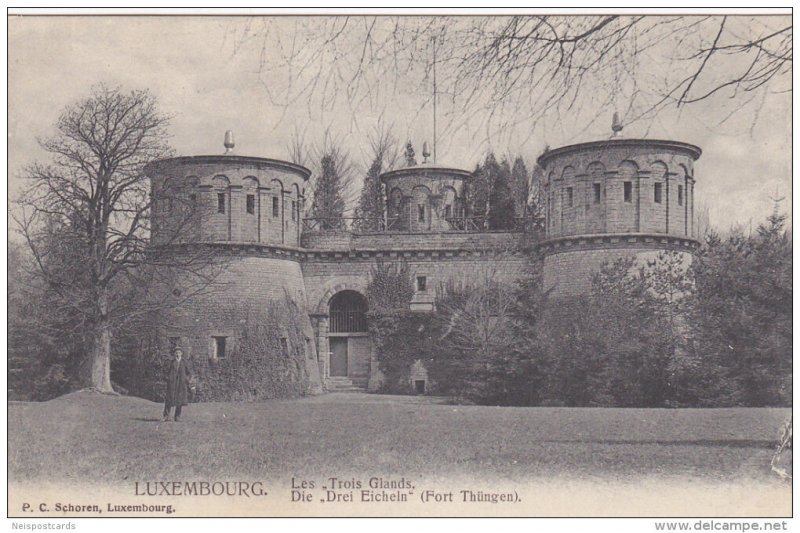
(118, 295), (320, 402)
(194, 298), (317, 401)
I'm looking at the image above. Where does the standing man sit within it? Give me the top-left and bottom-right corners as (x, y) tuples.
(163, 347), (192, 422)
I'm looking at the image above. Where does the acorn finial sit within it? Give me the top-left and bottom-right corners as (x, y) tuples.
(224, 130), (235, 154)
(422, 141), (431, 164)
(611, 112), (623, 137)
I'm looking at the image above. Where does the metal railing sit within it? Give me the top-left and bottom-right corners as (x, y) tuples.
(445, 216), (487, 231)
(302, 215), (542, 234)
(302, 217), (385, 233)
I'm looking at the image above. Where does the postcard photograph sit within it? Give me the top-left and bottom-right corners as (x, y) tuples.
(6, 10), (793, 520)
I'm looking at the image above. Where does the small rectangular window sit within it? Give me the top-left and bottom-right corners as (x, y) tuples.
(213, 336), (227, 359)
(624, 181), (632, 203)
(189, 193), (197, 205)
(217, 193), (226, 214)
(272, 196), (279, 218)
(593, 183), (601, 204)
(168, 337), (180, 354)
(246, 194), (255, 215)
(280, 337), (288, 357)
(292, 201), (297, 222)
(566, 187), (573, 207)
(416, 276), (427, 292)
(418, 204), (425, 222)
(678, 185), (683, 206)
(444, 205), (451, 219)
(654, 182), (662, 204)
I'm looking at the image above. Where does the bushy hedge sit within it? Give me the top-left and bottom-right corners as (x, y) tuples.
(365, 213), (792, 408)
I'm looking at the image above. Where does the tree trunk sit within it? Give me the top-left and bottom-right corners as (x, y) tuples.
(89, 291), (114, 392)
(484, 181), (493, 230)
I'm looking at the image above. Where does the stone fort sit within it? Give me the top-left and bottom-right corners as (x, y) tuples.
(145, 131), (701, 395)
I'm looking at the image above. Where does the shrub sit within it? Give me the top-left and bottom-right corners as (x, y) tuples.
(368, 310), (437, 394)
(429, 277), (524, 404)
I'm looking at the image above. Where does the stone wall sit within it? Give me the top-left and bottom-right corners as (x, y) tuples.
(302, 230), (526, 252)
(302, 241), (531, 391)
(147, 156), (309, 247)
(538, 139), (701, 299)
(540, 140), (699, 241)
(542, 239), (696, 297)
(381, 166), (470, 232)
(155, 252), (323, 397)
(141, 136), (705, 398)
(302, 252), (531, 316)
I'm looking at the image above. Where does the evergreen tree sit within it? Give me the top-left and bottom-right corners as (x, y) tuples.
(511, 156), (530, 218)
(691, 204), (792, 406)
(468, 154), (495, 228)
(310, 152), (346, 230)
(469, 153), (516, 229)
(9, 217), (95, 399)
(489, 158), (516, 229)
(403, 141), (417, 167)
(527, 163), (547, 233)
(466, 162), (483, 226)
(352, 155), (384, 232)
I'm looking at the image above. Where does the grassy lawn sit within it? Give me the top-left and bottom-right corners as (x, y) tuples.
(8, 391), (791, 486)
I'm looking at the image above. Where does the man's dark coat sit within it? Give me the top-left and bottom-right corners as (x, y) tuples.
(165, 359), (190, 407)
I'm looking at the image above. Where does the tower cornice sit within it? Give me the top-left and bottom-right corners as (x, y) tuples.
(537, 139), (702, 167)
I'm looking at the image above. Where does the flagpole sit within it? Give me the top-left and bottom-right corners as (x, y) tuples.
(433, 36), (437, 164)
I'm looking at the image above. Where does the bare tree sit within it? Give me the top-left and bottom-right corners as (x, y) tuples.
(695, 201), (713, 242)
(436, 265), (517, 361)
(230, 16), (790, 149)
(364, 122), (399, 172)
(13, 85), (223, 393)
(433, 258), (522, 402)
(285, 124), (310, 167)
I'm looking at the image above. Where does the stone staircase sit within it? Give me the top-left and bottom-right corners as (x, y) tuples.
(326, 376), (367, 393)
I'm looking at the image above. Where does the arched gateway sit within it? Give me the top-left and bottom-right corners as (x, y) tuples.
(326, 290), (373, 389)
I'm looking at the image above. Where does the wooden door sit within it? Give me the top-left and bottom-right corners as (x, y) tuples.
(329, 337), (348, 377)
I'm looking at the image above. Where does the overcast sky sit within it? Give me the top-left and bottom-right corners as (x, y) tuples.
(8, 15), (792, 232)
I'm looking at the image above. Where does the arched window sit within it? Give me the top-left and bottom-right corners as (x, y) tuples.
(329, 291), (368, 333)
(389, 188), (403, 216)
(587, 162), (605, 204)
(212, 175), (230, 214)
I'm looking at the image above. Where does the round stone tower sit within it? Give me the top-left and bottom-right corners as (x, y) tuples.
(380, 165), (471, 232)
(148, 152), (309, 247)
(537, 137), (702, 297)
(144, 134), (323, 398)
